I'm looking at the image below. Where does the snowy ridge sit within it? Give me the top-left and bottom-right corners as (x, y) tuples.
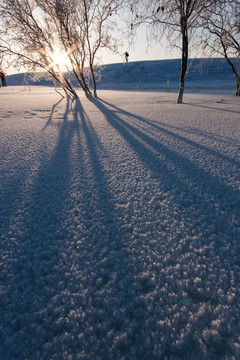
(0, 87), (240, 359)
(7, 58), (238, 92)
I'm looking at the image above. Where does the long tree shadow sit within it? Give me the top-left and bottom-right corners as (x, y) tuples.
(157, 122), (240, 149)
(90, 97), (240, 358)
(0, 97), (66, 244)
(1, 94), (240, 359)
(1, 98), (77, 358)
(100, 98), (240, 170)
(1, 98), (159, 359)
(63, 99), (159, 359)
(96, 98), (240, 200)
(42, 97), (64, 129)
(184, 101), (240, 115)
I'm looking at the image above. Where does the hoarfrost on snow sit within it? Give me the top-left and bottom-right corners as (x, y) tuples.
(0, 84), (240, 359)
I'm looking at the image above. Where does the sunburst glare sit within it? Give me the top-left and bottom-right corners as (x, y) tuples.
(51, 47), (70, 72)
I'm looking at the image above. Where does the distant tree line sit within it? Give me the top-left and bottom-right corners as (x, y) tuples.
(0, 0), (239, 102)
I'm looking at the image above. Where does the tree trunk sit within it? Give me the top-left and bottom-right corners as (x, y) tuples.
(50, 69), (78, 99)
(61, 74), (78, 98)
(220, 39), (240, 96)
(70, 66), (93, 98)
(177, 17), (188, 104)
(236, 77), (240, 96)
(90, 63), (97, 98)
(78, 71), (93, 98)
(225, 57), (240, 96)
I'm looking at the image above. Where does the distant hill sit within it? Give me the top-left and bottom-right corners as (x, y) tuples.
(6, 58), (237, 92)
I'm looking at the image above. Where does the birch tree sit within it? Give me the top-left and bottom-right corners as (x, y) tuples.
(35, 0), (125, 98)
(0, 0), (78, 97)
(200, 0), (240, 95)
(130, 0), (216, 103)
(0, 0), (125, 98)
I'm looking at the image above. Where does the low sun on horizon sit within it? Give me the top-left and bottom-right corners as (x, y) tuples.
(49, 47), (70, 72)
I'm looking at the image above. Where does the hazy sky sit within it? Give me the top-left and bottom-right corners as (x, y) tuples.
(6, 24), (181, 75)
(99, 25), (181, 65)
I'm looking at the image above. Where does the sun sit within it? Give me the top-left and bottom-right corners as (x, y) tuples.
(51, 47), (69, 71)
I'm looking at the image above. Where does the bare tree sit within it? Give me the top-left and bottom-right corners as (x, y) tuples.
(200, 0), (240, 95)
(80, 0), (126, 97)
(33, 0), (93, 98)
(0, 0), (126, 98)
(0, 0), (78, 97)
(48, 0), (126, 98)
(130, 0), (216, 103)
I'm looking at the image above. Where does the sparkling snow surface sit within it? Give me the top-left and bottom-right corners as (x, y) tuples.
(1, 87), (240, 359)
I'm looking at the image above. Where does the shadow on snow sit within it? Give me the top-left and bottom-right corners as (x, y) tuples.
(1, 96), (240, 359)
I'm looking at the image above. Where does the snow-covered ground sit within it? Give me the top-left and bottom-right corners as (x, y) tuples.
(1, 84), (240, 359)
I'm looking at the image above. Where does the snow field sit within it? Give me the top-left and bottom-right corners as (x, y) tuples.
(0, 87), (240, 359)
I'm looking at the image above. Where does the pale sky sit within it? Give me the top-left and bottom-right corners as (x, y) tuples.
(99, 25), (181, 65)
(6, 25), (181, 75)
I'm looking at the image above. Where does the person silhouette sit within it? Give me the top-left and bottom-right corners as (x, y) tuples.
(0, 72), (7, 87)
(124, 51), (129, 63)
